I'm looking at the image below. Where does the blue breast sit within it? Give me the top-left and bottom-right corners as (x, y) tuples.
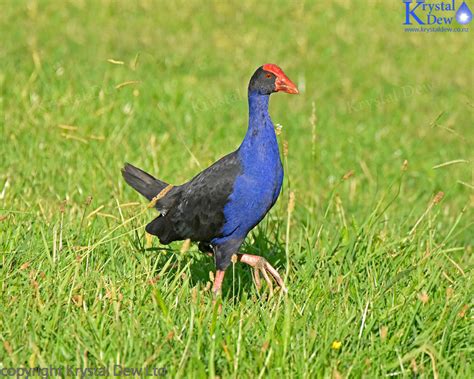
(212, 93), (283, 245)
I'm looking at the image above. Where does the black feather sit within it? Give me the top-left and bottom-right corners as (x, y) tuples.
(161, 151), (241, 243)
(121, 163), (168, 201)
(124, 152), (241, 245)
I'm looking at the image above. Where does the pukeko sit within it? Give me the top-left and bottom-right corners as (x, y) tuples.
(122, 64), (298, 295)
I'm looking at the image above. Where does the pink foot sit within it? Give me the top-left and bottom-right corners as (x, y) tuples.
(237, 254), (287, 294)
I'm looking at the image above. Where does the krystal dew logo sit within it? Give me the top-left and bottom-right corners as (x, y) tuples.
(403, 0), (472, 31)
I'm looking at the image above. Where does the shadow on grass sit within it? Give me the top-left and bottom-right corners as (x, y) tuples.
(129, 225), (287, 300)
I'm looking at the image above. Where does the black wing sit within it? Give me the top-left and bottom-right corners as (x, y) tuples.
(146, 151), (242, 244)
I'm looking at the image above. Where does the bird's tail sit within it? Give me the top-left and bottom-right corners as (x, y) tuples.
(121, 163), (169, 201)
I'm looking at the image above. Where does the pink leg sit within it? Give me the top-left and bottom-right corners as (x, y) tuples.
(212, 270), (225, 313)
(212, 270), (226, 296)
(237, 254), (287, 294)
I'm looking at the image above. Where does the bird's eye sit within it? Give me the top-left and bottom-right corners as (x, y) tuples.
(265, 73), (272, 78)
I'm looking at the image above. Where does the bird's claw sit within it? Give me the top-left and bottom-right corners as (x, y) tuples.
(261, 258), (287, 293)
(253, 267), (262, 290)
(260, 266), (274, 295)
(239, 254), (287, 295)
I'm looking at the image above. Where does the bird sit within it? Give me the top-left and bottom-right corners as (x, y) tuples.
(122, 64), (299, 296)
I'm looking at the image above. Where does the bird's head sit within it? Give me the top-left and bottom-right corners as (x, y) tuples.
(248, 64), (299, 96)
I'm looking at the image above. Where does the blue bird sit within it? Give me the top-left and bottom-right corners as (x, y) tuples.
(122, 64), (299, 295)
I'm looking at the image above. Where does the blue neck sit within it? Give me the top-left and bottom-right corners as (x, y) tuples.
(240, 92), (276, 151)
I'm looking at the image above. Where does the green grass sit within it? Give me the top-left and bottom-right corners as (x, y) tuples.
(1, 1), (473, 377)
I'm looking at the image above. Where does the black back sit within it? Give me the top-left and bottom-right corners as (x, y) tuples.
(145, 151), (242, 244)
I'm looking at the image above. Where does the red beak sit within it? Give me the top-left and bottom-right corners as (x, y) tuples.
(263, 64), (299, 95)
(275, 76), (299, 94)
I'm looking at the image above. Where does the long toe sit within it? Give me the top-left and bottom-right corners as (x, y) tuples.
(238, 254), (287, 294)
(263, 261), (288, 293)
(253, 267), (262, 290)
(259, 267), (274, 295)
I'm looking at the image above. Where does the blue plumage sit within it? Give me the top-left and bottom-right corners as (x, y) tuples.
(212, 93), (283, 248)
